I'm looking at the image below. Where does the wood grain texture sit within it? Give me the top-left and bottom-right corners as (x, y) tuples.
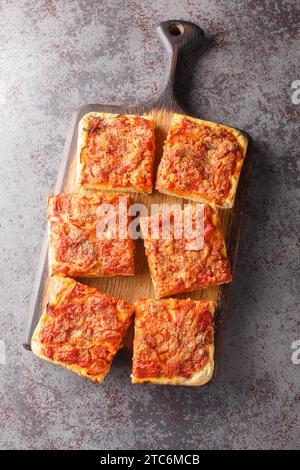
(24, 20), (251, 382)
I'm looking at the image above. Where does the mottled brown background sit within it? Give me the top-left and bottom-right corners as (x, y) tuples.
(0, 0), (299, 450)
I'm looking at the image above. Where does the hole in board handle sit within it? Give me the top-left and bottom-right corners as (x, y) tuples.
(169, 23), (184, 36)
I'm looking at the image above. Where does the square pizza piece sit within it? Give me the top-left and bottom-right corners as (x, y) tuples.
(48, 192), (135, 277)
(156, 113), (248, 208)
(32, 277), (134, 383)
(132, 298), (215, 386)
(140, 204), (232, 298)
(77, 112), (155, 193)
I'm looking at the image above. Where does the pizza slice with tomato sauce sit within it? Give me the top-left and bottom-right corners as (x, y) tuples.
(140, 204), (232, 298)
(156, 113), (248, 208)
(32, 277), (134, 383)
(48, 192), (135, 277)
(132, 298), (215, 386)
(77, 112), (156, 193)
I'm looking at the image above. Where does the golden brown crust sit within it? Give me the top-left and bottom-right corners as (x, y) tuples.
(140, 204), (232, 298)
(48, 192), (135, 277)
(156, 113), (248, 208)
(31, 277), (134, 383)
(77, 112), (155, 193)
(131, 298), (215, 386)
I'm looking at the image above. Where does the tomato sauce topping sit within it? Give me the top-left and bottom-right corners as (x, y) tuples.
(133, 299), (214, 379)
(48, 193), (135, 277)
(156, 116), (244, 206)
(140, 204), (232, 297)
(79, 114), (155, 192)
(39, 279), (134, 378)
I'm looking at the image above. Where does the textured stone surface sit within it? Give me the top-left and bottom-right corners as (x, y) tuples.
(0, 0), (299, 450)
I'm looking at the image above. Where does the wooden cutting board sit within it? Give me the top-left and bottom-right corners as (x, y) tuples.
(24, 20), (251, 381)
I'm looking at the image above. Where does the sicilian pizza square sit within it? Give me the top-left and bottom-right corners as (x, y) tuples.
(48, 192), (135, 277)
(77, 112), (156, 193)
(132, 298), (215, 386)
(31, 277), (134, 383)
(156, 113), (248, 208)
(140, 204), (232, 298)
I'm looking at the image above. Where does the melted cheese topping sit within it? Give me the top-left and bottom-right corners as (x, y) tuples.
(32, 277), (134, 383)
(132, 298), (215, 386)
(140, 204), (232, 298)
(77, 112), (155, 193)
(48, 192), (135, 277)
(156, 113), (248, 208)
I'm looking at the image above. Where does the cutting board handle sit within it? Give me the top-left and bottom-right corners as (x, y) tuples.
(156, 20), (205, 109)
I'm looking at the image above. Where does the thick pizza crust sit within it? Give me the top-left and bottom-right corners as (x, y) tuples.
(31, 277), (134, 383)
(76, 112), (155, 194)
(131, 298), (215, 386)
(140, 204), (232, 298)
(156, 113), (248, 209)
(31, 335), (107, 383)
(131, 359), (214, 386)
(48, 192), (135, 278)
(149, 277), (232, 299)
